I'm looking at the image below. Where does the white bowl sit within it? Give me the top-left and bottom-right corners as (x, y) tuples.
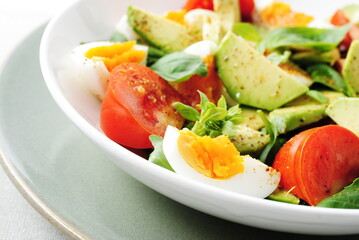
(40, 0), (359, 235)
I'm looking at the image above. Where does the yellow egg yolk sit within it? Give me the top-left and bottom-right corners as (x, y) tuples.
(260, 2), (314, 28)
(165, 10), (187, 25)
(177, 130), (244, 179)
(84, 41), (146, 72)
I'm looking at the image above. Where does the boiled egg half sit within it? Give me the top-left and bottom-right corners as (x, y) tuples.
(71, 41), (148, 100)
(163, 126), (280, 198)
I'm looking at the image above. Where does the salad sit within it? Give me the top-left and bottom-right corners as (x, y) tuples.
(69, 0), (359, 208)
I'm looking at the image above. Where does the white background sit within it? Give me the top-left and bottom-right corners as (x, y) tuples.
(0, 0), (75, 239)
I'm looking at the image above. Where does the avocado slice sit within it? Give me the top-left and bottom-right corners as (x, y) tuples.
(239, 107), (265, 130)
(215, 32), (308, 111)
(231, 125), (270, 154)
(268, 104), (326, 134)
(127, 6), (198, 53)
(268, 90), (345, 134)
(325, 97), (359, 136)
(342, 40), (359, 97)
(213, 0), (240, 32)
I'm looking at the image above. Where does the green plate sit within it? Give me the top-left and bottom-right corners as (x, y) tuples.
(0, 26), (358, 240)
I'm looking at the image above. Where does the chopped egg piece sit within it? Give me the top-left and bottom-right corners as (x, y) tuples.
(163, 126), (280, 198)
(71, 41), (148, 100)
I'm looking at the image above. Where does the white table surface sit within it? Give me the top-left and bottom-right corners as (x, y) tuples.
(0, 0), (75, 239)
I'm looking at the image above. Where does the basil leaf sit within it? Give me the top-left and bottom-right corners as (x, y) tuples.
(305, 90), (329, 104)
(151, 52), (208, 82)
(232, 22), (262, 42)
(317, 178), (359, 209)
(172, 102), (200, 121)
(307, 64), (346, 92)
(257, 24), (351, 53)
(148, 135), (174, 171)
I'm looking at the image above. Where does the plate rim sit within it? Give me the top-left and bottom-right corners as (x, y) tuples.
(0, 25), (89, 240)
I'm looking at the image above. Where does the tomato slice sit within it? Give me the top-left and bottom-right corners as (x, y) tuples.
(101, 63), (185, 149)
(183, 0), (255, 22)
(273, 125), (359, 206)
(169, 55), (222, 107)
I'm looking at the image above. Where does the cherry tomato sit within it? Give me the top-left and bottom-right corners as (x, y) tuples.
(273, 125), (359, 206)
(169, 55), (222, 108)
(183, 0), (255, 22)
(101, 63), (185, 149)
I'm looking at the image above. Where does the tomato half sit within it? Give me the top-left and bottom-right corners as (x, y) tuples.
(183, 0), (255, 22)
(169, 55), (223, 107)
(101, 63), (185, 149)
(273, 125), (359, 206)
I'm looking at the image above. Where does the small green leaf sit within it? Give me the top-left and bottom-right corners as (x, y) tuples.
(257, 110), (279, 163)
(217, 96), (227, 109)
(317, 178), (359, 209)
(305, 90), (329, 104)
(307, 64), (346, 92)
(197, 91), (211, 111)
(148, 135), (174, 171)
(151, 52), (208, 82)
(232, 22), (262, 42)
(172, 102), (200, 121)
(202, 107), (228, 122)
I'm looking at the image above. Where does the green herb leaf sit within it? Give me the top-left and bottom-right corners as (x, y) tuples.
(317, 178), (359, 209)
(232, 22), (262, 42)
(175, 91), (243, 138)
(307, 64), (346, 92)
(257, 24), (351, 53)
(172, 102), (200, 121)
(150, 52), (208, 82)
(148, 135), (174, 171)
(257, 110), (287, 164)
(305, 90), (329, 104)
(266, 51), (291, 65)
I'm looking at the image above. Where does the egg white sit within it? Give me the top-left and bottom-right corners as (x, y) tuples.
(184, 40), (218, 58)
(71, 41), (112, 101)
(162, 126), (280, 198)
(70, 41), (148, 101)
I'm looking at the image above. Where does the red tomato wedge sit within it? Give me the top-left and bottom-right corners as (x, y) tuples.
(101, 63), (185, 149)
(169, 55), (223, 108)
(273, 125), (359, 206)
(183, 0), (255, 22)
